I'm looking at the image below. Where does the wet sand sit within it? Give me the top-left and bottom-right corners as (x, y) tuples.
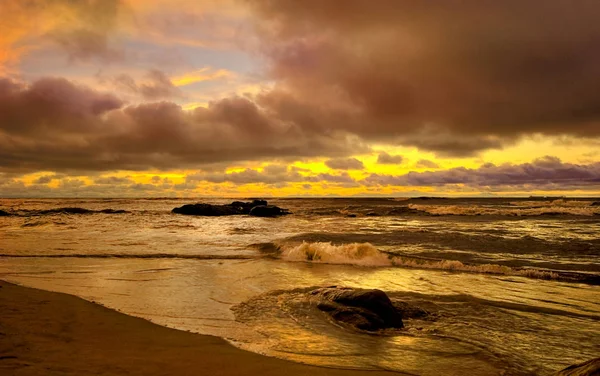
(0, 280), (395, 376)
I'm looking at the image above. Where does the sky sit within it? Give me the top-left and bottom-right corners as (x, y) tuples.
(1, 0), (600, 197)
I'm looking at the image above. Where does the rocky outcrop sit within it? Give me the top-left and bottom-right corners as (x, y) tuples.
(555, 357), (600, 376)
(310, 287), (404, 331)
(591, 201), (600, 206)
(0, 209), (10, 216)
(249, 205), (290, 217)
(172, 200), (290, 217)
(172, 203), (241, 216)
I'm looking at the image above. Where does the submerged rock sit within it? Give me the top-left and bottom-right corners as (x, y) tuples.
(0, 209), (10, 216)
(310, 287), (404, 331)
(555, 357), (600, 376)
(172, 200), (290, 217)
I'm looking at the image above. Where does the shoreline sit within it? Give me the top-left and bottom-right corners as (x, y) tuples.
(0, 280), (396, 376)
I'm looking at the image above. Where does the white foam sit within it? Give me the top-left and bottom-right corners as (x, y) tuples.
(280, 242), (567, 280)
(391, 256), (560, 280)
(281, 241), (392, 266)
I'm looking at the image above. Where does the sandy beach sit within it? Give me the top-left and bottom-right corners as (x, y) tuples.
(0, 280), (395, 376)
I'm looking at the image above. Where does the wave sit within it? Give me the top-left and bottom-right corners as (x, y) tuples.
(407, 204), (600, 217)
(302, 203), (600, 217)
(4, 207), (131, 216)
(0, 253), (255, 260)
(278, 241), (600, 284)
(508, 199), (596, 208)
(282, 242), (393, 266)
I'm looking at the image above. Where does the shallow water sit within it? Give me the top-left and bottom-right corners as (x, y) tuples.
(1, 198), (599, 375)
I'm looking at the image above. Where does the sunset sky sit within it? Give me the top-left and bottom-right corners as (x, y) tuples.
(1, 0), (600, 197)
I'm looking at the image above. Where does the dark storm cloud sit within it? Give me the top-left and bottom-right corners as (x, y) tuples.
(377, 152), (403, 164)
(4, 1), (600, 176)
(325, 158), (364, 170)
(246, 0), (600, 154)
(363, 157), (600, 188)
(0, 77), (366, 173)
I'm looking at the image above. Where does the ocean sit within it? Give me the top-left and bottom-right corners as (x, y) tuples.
(1, 197), (599, 375)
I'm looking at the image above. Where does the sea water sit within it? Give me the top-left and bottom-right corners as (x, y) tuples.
(1, 197), (599, 375)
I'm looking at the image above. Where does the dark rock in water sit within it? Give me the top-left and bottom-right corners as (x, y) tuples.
(230, 200), (268, 213)
(172, 200), (290, 217)
(0, 209), (10, 216)
(249, 205), (290, 217)
(365, 212), (380, 217)
(555, 357), (600, 376)
(591, 201), (600, 206)
(172, 203), (241, 216)
(346, 213), (357, 218)
(310, 287), (404, 331)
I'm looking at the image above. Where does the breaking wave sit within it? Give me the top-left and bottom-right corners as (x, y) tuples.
(278, 241), (600, 284)
(281, 242), (392, 266)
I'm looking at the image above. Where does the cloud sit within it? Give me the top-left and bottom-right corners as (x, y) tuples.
(363, 156), (600, 189)
(33, 174), (59, 184)
(186, 165), (357, 185)
(0, 77), (370, 173)
(0, 0), (125, 69)
(112, 70), (182, 100)
(377, 152), (403, 164)
(246, 0), (600, 155)
(415, 159), (439, 169)
(325, 158), (364, 170)
(94, 176), (134, 185)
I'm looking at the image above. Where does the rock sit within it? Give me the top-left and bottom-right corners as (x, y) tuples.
(249, 205), (290, 217)
(230, 200), (268, 213)
(310, 287), (404, 331)
(555, 357), (600, 376)
(172, 200), (290, 217)
(0, 209), (10, 216)
(365, 212), (380, 217)
(591, 201), (600, 206)
(346, 213), (357, 218)
(172, 203), (241, 216)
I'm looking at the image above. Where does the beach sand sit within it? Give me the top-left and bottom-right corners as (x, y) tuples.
(0, 280), (396, 376)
